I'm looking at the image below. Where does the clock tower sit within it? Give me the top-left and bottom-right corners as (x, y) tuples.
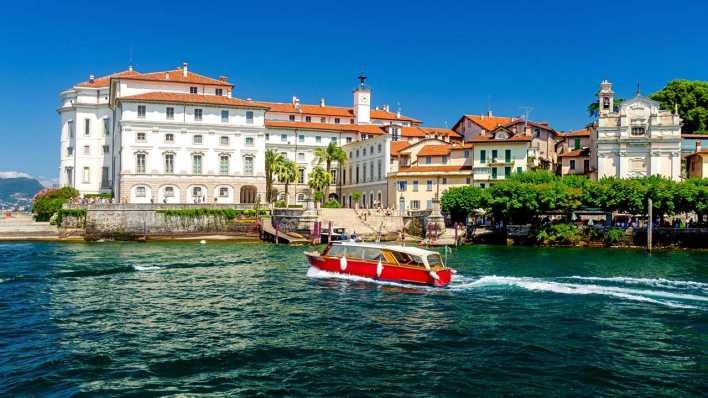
(598, 80), (615, 117)
(353, 74), (371, 124)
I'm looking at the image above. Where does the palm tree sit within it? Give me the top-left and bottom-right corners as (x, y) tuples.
(313, 142), (347, 197)
(275, 159), (298, 206)
(265, 149), (284, 203)
(308, 166), (333, 207)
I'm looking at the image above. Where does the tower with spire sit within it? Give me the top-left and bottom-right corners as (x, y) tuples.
(353, 74), (371, 124)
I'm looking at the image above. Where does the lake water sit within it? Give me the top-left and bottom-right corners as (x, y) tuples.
(1, 242), (707, 397)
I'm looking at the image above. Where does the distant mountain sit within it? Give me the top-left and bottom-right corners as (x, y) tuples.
(0, 177), (45, 203)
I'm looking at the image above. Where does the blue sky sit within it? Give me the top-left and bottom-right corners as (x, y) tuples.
(1, 0), (707, 181)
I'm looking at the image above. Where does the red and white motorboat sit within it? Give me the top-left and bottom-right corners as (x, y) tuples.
(305, 241), (454, 287)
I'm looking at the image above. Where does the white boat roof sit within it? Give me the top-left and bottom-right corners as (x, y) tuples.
(332, 241), (439, 257)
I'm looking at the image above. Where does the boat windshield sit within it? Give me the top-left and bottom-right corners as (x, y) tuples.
(326, 245), (347, 257)
(389, 250), (424, 266)
(427, 253), (444, 267)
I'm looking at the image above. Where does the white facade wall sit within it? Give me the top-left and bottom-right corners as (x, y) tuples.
(595, 85), (682, 181)
(341, 135), (391, 208)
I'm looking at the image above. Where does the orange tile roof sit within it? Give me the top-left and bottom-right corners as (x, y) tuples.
(397, 165), (473, 173)
(116, 67), (233, 87)
(417, 145), (451, 156)
(77, 69), (141, 88)
(459, 114), (516, 131)
(468, 134), (532, 143)
(118, 92), (267, 108)
(560, 128), (591, 137)
(390, 141), (412, 155)
(400, 126), (428, 137)
(558, 148), (590, 158)
(265, 120), (386, 135)
(253, 101), (421, 123)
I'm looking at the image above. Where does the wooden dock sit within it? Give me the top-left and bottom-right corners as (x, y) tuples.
(260, 222), (309, 245)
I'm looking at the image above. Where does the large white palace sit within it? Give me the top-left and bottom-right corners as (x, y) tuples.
(593, 80), (682, 180)
(58, 63), (422, 204)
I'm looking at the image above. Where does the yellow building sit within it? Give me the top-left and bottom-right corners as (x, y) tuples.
(556, 128), (593, 176)
(468, 127), (530, 187)
(685, 147), (708, 178)
(387, 139), (473, 211)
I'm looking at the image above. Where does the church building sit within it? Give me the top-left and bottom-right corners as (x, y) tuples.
(593, 80), (682, 181)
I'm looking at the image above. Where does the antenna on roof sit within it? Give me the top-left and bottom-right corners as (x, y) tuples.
(128, 45), (134, 71)
(487, 95), (492, 116)
(520, 106), (533, 133)
(636, 81), (641, 96)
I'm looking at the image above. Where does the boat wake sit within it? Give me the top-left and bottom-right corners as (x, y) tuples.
(450, 275), (707, 309)
(307, 267), (707, 309)
(133, 264), (164, 272)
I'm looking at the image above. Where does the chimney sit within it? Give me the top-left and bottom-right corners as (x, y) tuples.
(291, 96), (299, 106)
(697, 140), (702, 153)
(487, 110), (493, 117)
(182, 62), (188, 77)
(88, 74), (95, 83)
(396, 109), (401, 119)
(164, 72), (170, 80)
(320, 98), (326, 107)
(383, 104), (389, 112)
(128, 64), (133, 72)
(219, 75), (228, 82)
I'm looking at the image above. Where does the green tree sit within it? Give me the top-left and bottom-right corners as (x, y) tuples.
(441, 186), (489, 222)
(274, 158), (298, 205)
(32, 187), (79, 222)
(265, 149), (284, 203)
(650, 80), (708, 133)
(352, 191), (362, 209)
(313, 142), (347, 196)
(308, 166), (332, 204)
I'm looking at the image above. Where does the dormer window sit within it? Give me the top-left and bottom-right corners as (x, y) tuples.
(289, 115), (295, 122)
(320, 117), (326, 123)
(215, 88), (223, 96)
(190, 86), (198, 94)
(305, 116), (312, 122)
(334, 118), (340, 124)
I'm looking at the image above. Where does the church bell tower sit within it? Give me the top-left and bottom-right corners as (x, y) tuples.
(598, 80), (615, 116)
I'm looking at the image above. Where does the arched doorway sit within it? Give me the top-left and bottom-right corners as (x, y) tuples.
(328, 193), (339, 202)
(240, 185), (257, 204)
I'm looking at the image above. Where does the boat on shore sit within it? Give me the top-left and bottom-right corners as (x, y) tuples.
(305, 241), (454, 287)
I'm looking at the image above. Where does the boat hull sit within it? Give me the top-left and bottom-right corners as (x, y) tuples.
(306, 253), (453, 287)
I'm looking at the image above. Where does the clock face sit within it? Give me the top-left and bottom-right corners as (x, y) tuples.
(361, 95), (368, 104)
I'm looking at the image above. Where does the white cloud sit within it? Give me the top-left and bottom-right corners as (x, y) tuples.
(0, 171), (33, 179)
(37, 176), (59, 187)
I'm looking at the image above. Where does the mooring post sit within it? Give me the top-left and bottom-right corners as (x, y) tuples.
(328, 221), (332, 244)
(647, 198), (653, 252)
(275, 222), (279, 244)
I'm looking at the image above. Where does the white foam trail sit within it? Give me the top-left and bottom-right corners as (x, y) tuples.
(133, 265), (163, 272)
(306, 266), (436, 290)
(453, 276), (700, 309)
(562, 276), (708, 291)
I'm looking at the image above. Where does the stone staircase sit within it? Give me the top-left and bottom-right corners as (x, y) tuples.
(316, 208), (404, 238)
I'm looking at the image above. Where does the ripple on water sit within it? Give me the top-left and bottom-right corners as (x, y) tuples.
(0, 242), (706, 397)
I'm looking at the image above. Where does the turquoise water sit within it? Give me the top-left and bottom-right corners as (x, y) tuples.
(1, 242), (707, 397)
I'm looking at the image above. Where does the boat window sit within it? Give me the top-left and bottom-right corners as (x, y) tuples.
(346, 246), (365, 260)
(390, 251), (424, 266)
(363, 248), (383, 261)
(326, 245), (347, 257)
(427, 254), (444, 267)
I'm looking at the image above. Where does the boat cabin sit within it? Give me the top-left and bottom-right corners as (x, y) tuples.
(322, 242), (446, 270)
